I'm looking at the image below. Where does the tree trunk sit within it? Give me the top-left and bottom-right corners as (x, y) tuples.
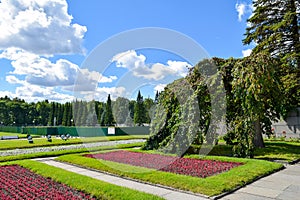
(253, 120), (265, 148)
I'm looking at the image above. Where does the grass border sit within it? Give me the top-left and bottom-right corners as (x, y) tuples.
(57, 149), (283, 197)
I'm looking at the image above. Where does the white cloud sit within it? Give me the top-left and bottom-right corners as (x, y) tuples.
(0, 84), (74, 103)
(82, 87), (126, 102)
(0, 48), (116, 89)
(0, 0), (87, 55)
(242, 49), (252, 57)
(236, 3), (246, 22)
(6, 75), (25, 85)
(14, 84), (74, 103)
(111, 50), (146, 70)
(235, 2), (253, 22)
(0, 91), (14, 99)
(154, 84), (166, 93)
(112, 50), (191, 80)
(0, 48), (118, 102)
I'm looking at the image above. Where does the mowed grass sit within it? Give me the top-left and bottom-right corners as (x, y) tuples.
(0, 134), (147, 150)
(0, 160), (163, 200)
(192, 140), (300, 163)
(57, 150), (283, 197)
(0, 142), (144, 162)
(0, 132), (37, 138)
(254, 141), (300, 162)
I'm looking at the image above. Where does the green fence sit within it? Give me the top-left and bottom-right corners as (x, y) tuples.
(0, 126), (149, 137)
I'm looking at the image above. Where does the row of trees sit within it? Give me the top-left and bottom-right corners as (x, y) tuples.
(143, 0), (299, 157)
(0, 91), (157, 127)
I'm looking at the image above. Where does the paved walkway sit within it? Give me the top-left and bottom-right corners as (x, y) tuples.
(34, 157), (300, 200)
(220, 162), (300, 200)
(34, 157), (208, 200)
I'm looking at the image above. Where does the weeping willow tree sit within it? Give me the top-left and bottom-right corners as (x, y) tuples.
(142, 59), (225, 156)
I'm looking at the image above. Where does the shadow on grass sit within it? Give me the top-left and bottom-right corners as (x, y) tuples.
(187, 141), (300, 162)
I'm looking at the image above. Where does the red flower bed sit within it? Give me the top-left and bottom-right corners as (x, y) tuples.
(85, 151), (243, 178)
(0, 165), (95, 200)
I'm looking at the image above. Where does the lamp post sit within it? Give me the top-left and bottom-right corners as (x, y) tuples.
(70, 119), (73, 126)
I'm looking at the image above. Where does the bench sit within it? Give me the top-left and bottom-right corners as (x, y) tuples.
(0, 135), (19, 140)
(46, 134), (52, 142)
(60, 133), (71, 141)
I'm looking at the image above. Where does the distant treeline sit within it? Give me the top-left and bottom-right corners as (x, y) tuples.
(0, 91), (159, 127)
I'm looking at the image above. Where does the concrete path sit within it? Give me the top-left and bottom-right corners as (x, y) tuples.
(34, 157), (207, 200)
(220, 162), (300, 200)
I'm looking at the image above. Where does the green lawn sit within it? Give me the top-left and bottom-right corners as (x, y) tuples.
(191, 140), (300, 163)
(0, 134), (147, 150)
(0, 132), (37, 138)
(0, 160), (163, 200)
(57, 150), (283, 197)
(254, 141), (300, 162)
(0, 142), (144, 162)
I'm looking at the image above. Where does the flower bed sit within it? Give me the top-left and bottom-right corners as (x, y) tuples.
(85, 150), (243, 178)
(0, 165), (95, 200)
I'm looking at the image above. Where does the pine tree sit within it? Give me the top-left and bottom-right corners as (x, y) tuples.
(62, 103), (68, 126)
(134, 91), (146, 126)
(104, 94), (115, 126)
(48, 102), (55, 126)
(244, 0), (300, 67)
(154, 91), (159, 104)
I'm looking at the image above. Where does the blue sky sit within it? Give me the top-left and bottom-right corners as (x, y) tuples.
(0, 0), (254, 102)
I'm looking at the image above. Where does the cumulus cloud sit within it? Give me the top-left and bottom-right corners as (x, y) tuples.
(0, 0), (87, 55)
(0, 48), (118, 102)
(235, 2), (253, 22)
(111, 50), (191, 80)
(0, 48), (116, 89)
(242, 49), (252, 57)
(0, 83), (74, 103)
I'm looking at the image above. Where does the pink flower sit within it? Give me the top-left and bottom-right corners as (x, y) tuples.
(0, 165), (94, 200)
(85, 151), (243, 178)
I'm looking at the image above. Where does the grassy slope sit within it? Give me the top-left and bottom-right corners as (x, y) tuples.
(57, 150), (283, 197)
(0, 160), (163, 200)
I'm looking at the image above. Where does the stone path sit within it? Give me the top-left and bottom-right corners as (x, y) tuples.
(220, 162), (300, 200)
(34, 157), (208, 200)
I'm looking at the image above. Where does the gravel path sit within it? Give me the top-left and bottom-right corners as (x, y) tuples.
(0, 139), (145, 157)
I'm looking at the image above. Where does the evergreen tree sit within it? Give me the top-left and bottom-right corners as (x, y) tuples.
(103, 94), (115, 126)
(144, 98), (155, 123)
(79, 101), (88, 126)
(244, 0), (300, 67)
(134, 91), (146, 126)
(48, 102), (55, 126)
(244, 0), (300, 112)
(154, 91), (159, 104)
(112, 97), (130, 125)
(62, 103), (69, 126)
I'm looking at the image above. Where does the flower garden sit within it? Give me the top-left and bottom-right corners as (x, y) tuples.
(0, 133), (295, 198)
(0, 165), (95, 200)
(85, 150), (243, 178)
